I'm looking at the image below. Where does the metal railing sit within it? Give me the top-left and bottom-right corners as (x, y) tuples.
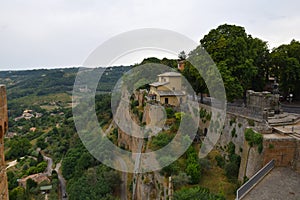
(236, 159), (275, 200)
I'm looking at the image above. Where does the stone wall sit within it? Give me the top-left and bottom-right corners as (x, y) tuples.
(246, 90), (280, 116)
(294, 140), (300, 172)
(238, 140), (264, 181)
(117, 127), (140, 153)
(197, 103), (269, 181)
(263, 137), (297, 167)
(0, 85), (9, 200)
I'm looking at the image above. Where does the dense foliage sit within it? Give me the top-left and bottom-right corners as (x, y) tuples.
(67, 165), (121, 200)
(173, 186), (225, 200)
(245, 128), (263, 153)
(182, 24), (300, 101)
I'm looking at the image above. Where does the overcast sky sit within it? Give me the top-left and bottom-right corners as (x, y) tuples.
(0, 0), (299, 70)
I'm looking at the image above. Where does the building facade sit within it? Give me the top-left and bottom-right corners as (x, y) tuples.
(149, 72), (186, 106)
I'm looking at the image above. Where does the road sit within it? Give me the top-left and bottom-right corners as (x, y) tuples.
(41, 152), (68, 200)
(6, 156), (28, 169)
(42, 154), (53, 176)
(282, 104), (300, 114)
(6, 159), (18, 169)
(55, 161), (68, 200)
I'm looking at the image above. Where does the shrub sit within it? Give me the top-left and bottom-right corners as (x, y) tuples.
(215, 155), (225, 168)
(227, 142), (235, 155)
(173, 186), (225, 200)
(206, 112), (212, 121)
(225, 162), (239, 180)
(199, 158), (211, 171)
(258, 143), (263, 154)
(248, 119), (255, 126)
(139, 111), (143, 122)
(165, 107), (175, 118)
(175, 112), (185, 121)
(172, 172), (191, 190)
(245, 128), (263, 154)
(199, 108), (207, 119)
(229, 117), (236, 126)
(130, 100), (139, 109)
(231, 128), (236, 137)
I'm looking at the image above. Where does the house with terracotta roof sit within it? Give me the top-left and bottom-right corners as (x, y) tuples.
(18, 173), (50, 188)
(148, 72), (186, 106)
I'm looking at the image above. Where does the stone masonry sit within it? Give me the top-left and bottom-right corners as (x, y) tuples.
(263, 134), (300, 171)
(0, 85), (9, 200)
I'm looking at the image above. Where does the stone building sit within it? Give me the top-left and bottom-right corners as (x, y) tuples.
(246, 90), (281, 118)
(148, 72), (186, 106)
(0, 85), (9, 200)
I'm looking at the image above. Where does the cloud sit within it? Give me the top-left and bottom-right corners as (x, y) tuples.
(0, 0), (299, 70)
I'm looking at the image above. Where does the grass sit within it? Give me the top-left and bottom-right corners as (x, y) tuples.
(199, 150), (236, 200)
(40, 105), (59, 111)
(10, 93), (71, 108)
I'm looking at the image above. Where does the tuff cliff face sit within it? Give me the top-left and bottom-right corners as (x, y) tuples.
(0, 85), (9, 200)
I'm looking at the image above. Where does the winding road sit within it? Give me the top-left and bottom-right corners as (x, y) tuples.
(42, 154), (53, 176)
(41, 152), (68, 200)
(55, 161), (68, 200)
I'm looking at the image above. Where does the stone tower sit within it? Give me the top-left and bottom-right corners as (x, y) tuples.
(0, 85), (9, 200)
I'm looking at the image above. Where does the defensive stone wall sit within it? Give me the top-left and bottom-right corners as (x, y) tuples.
(263, 136), (298, 168)
(0, 85), (9, 200)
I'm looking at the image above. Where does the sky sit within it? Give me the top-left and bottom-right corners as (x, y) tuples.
(0, 0), (300, 70)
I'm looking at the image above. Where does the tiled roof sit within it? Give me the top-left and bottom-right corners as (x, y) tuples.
(149, 82), (169, 87)
(158, 72), (181, 77)
(157, 90), (185, 96)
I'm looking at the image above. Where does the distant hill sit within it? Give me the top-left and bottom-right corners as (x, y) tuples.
(0, 66), (131, 117)
(0, 66), (131, 100)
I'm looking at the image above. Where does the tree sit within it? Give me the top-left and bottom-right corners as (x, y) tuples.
(225, 162), (239, 180)
(270, 40), (300, 98)
(7, 171), (18, 190)
(26, 178), (37, 191)
(75, 152), (94, 173)
(36, 137), (48, 149)
(36, 161), (48, 173)
(37, 151), (44, 163)
(186, 162), (201, 184)
(197, 24), (269, 101)
(173, 186), (225, 200)
(182, 61), (207, 102)
(159, 156), (180, 176)
(185, 147), (201, 184)
(62, 149), (81, 180)
(9, 186), (26, 200)
(67, 165), (121, 200)
(178, 51), (187, 60)
(172, 172), (191, 189)
(6, 138), (32, 160)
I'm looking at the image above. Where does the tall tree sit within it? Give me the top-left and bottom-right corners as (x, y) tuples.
(270, 40), (300, 98)
(198, 24), (269, 101)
